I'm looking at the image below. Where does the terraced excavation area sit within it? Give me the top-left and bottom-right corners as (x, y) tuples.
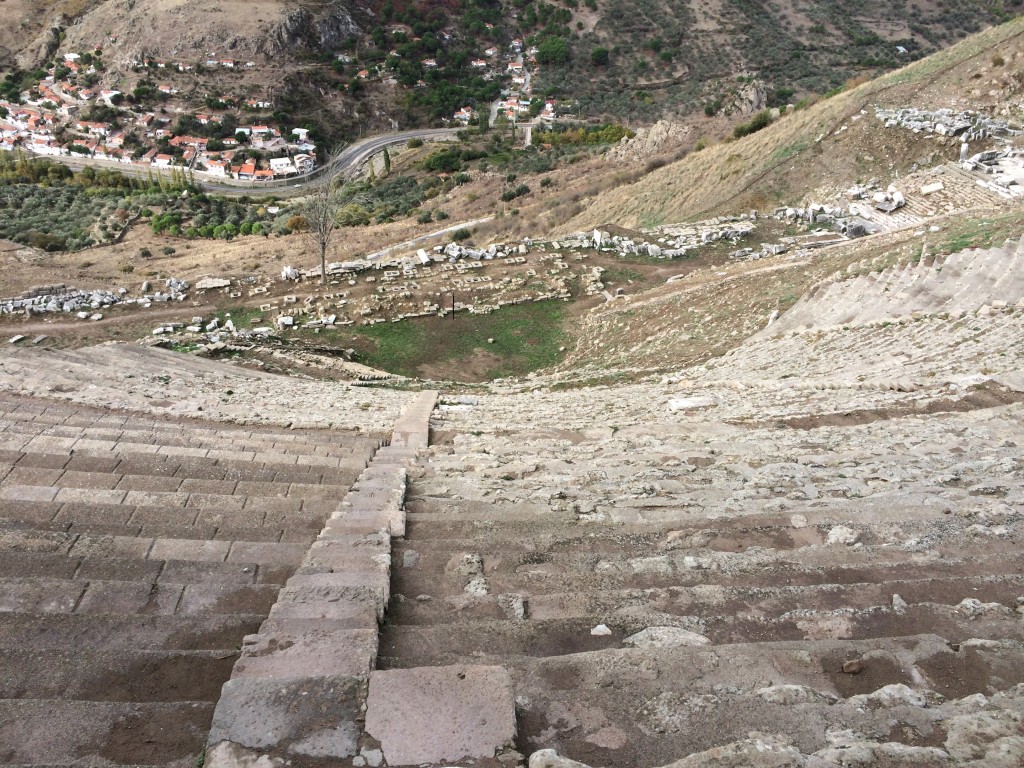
(1, 234), (1024, 766)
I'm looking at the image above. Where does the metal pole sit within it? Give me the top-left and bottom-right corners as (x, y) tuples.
(452, 293), (455, 319)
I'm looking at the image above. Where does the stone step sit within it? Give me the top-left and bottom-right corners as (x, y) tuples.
(388, 574), (1024, 626)
(0, 699), (212, 765)
(494, 634), (1024, 768)
(0, 448), (361, 486)
(1, 516), (318, 545)
(0, 576), (282, 616)
(0, 612), (263, 651)
(380, 602), (1024, 668)
(1, 431), (363, 470)
(0, 648), (237, 702)
(0, 458), (357, 499)
(391, 542), (1024, 597)
(0, 527), (309, 567)
(401, 498), (963, 539)
(0, 415), (374, 457)
(0, 399), (374, 446)
(0, 483), (338, 521)
(0, 549), (293, 588)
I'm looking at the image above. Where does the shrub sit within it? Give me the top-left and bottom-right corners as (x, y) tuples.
(500, 183), (530, 202)
(733, 110), (773, 139)
(452, 228), (471, 241)
(286, 214), (308, 232)
(407, 137), (424, 148)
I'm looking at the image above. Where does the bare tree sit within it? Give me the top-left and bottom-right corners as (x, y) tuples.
(302, 149), (345, 282)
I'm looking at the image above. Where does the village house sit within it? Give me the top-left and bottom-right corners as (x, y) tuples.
(29, 137), (64, 156)
(169, 135), (208, 150)
(75, 120), (111, 137)
(422, 58), (438, 68)
(293, 153), (315, 173)
(269, 157), (297, 176)
(202, 158), (228, 177)
(235, 162), (257, 180)
(484, 46), (499, 57)
(236, 125), (272, 137)
(453, 106), (475, 123)
(471, 59), (488, 68)
(152, 153), (174, 167)
(157, 84), (178, 95)
(253, 135), (288, 152)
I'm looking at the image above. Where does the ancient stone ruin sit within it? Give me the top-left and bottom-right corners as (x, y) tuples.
(1, 233), (1024, 767)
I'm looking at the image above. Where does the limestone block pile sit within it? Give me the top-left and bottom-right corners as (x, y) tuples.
(0, 278), (191, 317)
(876, 106), (1019, 142)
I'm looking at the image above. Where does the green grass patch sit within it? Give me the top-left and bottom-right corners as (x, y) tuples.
(638, 212), (666, 229)
(771, 139), (810, 163)
(601, 266), (647, 284)
(350, 300), (568, 380)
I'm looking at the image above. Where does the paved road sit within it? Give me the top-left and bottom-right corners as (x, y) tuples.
(327, 128), (460, 183)
(24, 128), (461, 198)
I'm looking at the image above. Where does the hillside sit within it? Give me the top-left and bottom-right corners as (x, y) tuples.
(2, 0), (1024, 139)
(2, 16), (1024, 767)
(565, 15), (1024, 231)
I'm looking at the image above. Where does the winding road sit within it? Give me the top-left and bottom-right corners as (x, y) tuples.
(25, 128), (461, 198)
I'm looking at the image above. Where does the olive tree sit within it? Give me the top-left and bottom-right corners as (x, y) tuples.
(302, 149), (347, 282)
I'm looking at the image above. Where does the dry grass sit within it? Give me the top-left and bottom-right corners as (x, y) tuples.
(563, 16), (1024, 232)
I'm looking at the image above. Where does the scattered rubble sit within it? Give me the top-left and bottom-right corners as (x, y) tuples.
(0, 279), (190, 317)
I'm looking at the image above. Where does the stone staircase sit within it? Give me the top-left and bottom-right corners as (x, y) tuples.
(204, 391), (443, 767)
(0, 391), (383, 766)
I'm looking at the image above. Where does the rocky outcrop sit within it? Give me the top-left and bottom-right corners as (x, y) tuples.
(264, 6), (362, 56)
(606, 120), (691, 162)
